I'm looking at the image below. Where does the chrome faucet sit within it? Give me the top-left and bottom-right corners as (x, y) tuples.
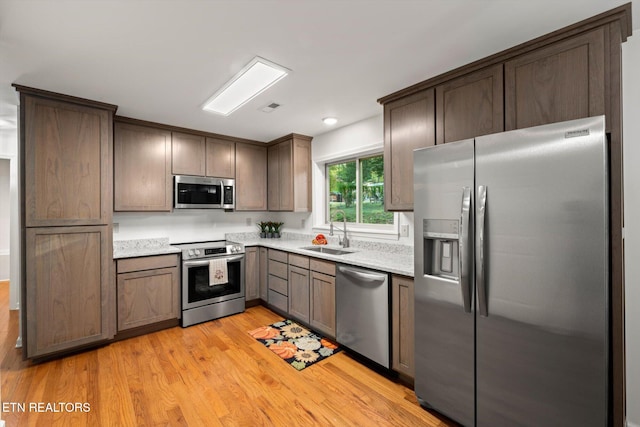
(330, 209), (350, 248)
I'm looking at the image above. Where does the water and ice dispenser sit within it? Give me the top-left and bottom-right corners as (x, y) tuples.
(422, 219), (460, 280)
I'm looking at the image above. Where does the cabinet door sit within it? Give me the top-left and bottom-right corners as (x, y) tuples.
(383, 88), (435, 211)
(172, 132), (205, 176)
(235, 143), (267, 211)
(292, 137), (311, 212)
(289, 265), (310, 323)
(114, 122), (172, 211)
(310, 271), (336, 338)
(505, 27), (605, 131)
(392, 275), (415, 378)
(267, 141), (294, 210)
(117, 266), (179, 331)
(24, 95), (112, 227)
(278, 140), (293, 211)
(267, 144), (281, 210)
(259, 247), (268, 301)
(436, 64), (504, 144)
(25, 225), (114, 358)
(245, 247), (259, 301)
(206, 137), (235, 178)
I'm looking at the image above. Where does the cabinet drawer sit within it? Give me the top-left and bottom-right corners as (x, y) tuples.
(310, 258), (336, 276)
(117, 254), (179, 274)
(269, 249), (288, 263)
(269, 259), (288, 279)
(289, 253), (309, 269)
(268, 274), (288, 296)
(269, 289), (288, 312)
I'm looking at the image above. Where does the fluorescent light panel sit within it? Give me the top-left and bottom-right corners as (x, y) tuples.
(203, 56), (289, 116)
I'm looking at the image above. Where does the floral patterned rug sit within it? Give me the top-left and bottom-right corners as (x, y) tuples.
(249, 319), (341, 371)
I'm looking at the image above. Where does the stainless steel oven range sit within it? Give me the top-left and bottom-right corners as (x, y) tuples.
(176, 241), (245, 327)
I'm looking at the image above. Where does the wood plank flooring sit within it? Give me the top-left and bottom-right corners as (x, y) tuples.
(0, 282), (453, 426)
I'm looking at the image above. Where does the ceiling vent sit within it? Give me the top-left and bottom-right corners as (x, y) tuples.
(260, 102), (281, 113)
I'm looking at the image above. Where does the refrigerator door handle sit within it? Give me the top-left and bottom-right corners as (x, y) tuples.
(476, 185), (488, 316)
(459, 186), (472, 313)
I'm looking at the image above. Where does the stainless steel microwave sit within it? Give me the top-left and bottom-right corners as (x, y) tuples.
(174, 175), (235, 209)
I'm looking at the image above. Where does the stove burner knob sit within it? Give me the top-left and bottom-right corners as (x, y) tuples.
(188, 249), (195, 257)
(194, 249), (201, 256)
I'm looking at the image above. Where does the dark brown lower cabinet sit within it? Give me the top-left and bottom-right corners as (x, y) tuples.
(25, 225), (114, 358)
(391, 275), (414, 379)
(245, 247), (260, 302)
(116, 254), (180, 332)
(309, 259), (336, 338)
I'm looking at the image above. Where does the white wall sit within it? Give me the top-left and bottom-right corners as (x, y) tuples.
(0, 124), (19, 311)
(310, 114), (414, 245)
(0, 159), (10, 280)
(114, 210), (274, 243)
(623, 30), (640, 427)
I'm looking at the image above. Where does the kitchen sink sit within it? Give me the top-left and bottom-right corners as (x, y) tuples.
(300, 246), (355, 256)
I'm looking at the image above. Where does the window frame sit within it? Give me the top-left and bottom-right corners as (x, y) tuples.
(323, 152), (397, 233)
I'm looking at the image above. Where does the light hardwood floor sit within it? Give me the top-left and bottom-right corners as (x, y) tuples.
(0, 282), (453, 426)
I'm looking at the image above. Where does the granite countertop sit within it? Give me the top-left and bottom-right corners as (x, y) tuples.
(113, 233), (415, 277)
(227, 232), (414, 277)
(113, 238), (181, 259)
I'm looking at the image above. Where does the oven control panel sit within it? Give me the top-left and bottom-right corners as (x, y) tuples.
(178, 241), (245, 260)
(228, 244), (243, 254)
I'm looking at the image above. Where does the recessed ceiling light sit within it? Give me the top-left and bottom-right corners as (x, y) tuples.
(322, 117), (338, 126)
(202, 56), (290, 116)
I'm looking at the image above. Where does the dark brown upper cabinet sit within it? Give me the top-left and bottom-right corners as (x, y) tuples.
(235, 142), (267, 211)
(206, 137), (235, 179)
(114, 122), (173, 212)
(436, 64), (504, 144)
(171, 132), (206, 176)
(172, 132), (236, 179)
(383, 89), (435, 211)
(22, 94), (114, 227)
(505, 28), (605, 131)
(267, 134), (312, 212)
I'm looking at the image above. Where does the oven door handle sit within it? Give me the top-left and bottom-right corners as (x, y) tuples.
(183, 255), (244, 267)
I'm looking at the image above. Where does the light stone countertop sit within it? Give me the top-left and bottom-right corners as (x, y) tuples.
(227, 232), (414, 277)
(113, 233), (415, 277)
(113, 238), (181, 259)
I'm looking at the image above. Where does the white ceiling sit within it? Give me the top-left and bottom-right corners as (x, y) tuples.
(0, 0), (636, 142)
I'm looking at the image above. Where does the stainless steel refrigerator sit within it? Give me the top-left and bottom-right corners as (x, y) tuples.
(413, 116), (609, 427)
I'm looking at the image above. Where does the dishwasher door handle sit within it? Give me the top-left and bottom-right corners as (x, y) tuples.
(337, 266), (386, 283)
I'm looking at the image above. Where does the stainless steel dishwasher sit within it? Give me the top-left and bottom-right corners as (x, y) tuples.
(336, 264), (389, 368)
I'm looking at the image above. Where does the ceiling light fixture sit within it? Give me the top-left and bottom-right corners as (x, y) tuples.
(202, 56), (290, 116)
(322, 117), (338, 126)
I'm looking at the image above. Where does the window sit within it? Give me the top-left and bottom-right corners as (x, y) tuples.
(326, 154), (394, 225)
